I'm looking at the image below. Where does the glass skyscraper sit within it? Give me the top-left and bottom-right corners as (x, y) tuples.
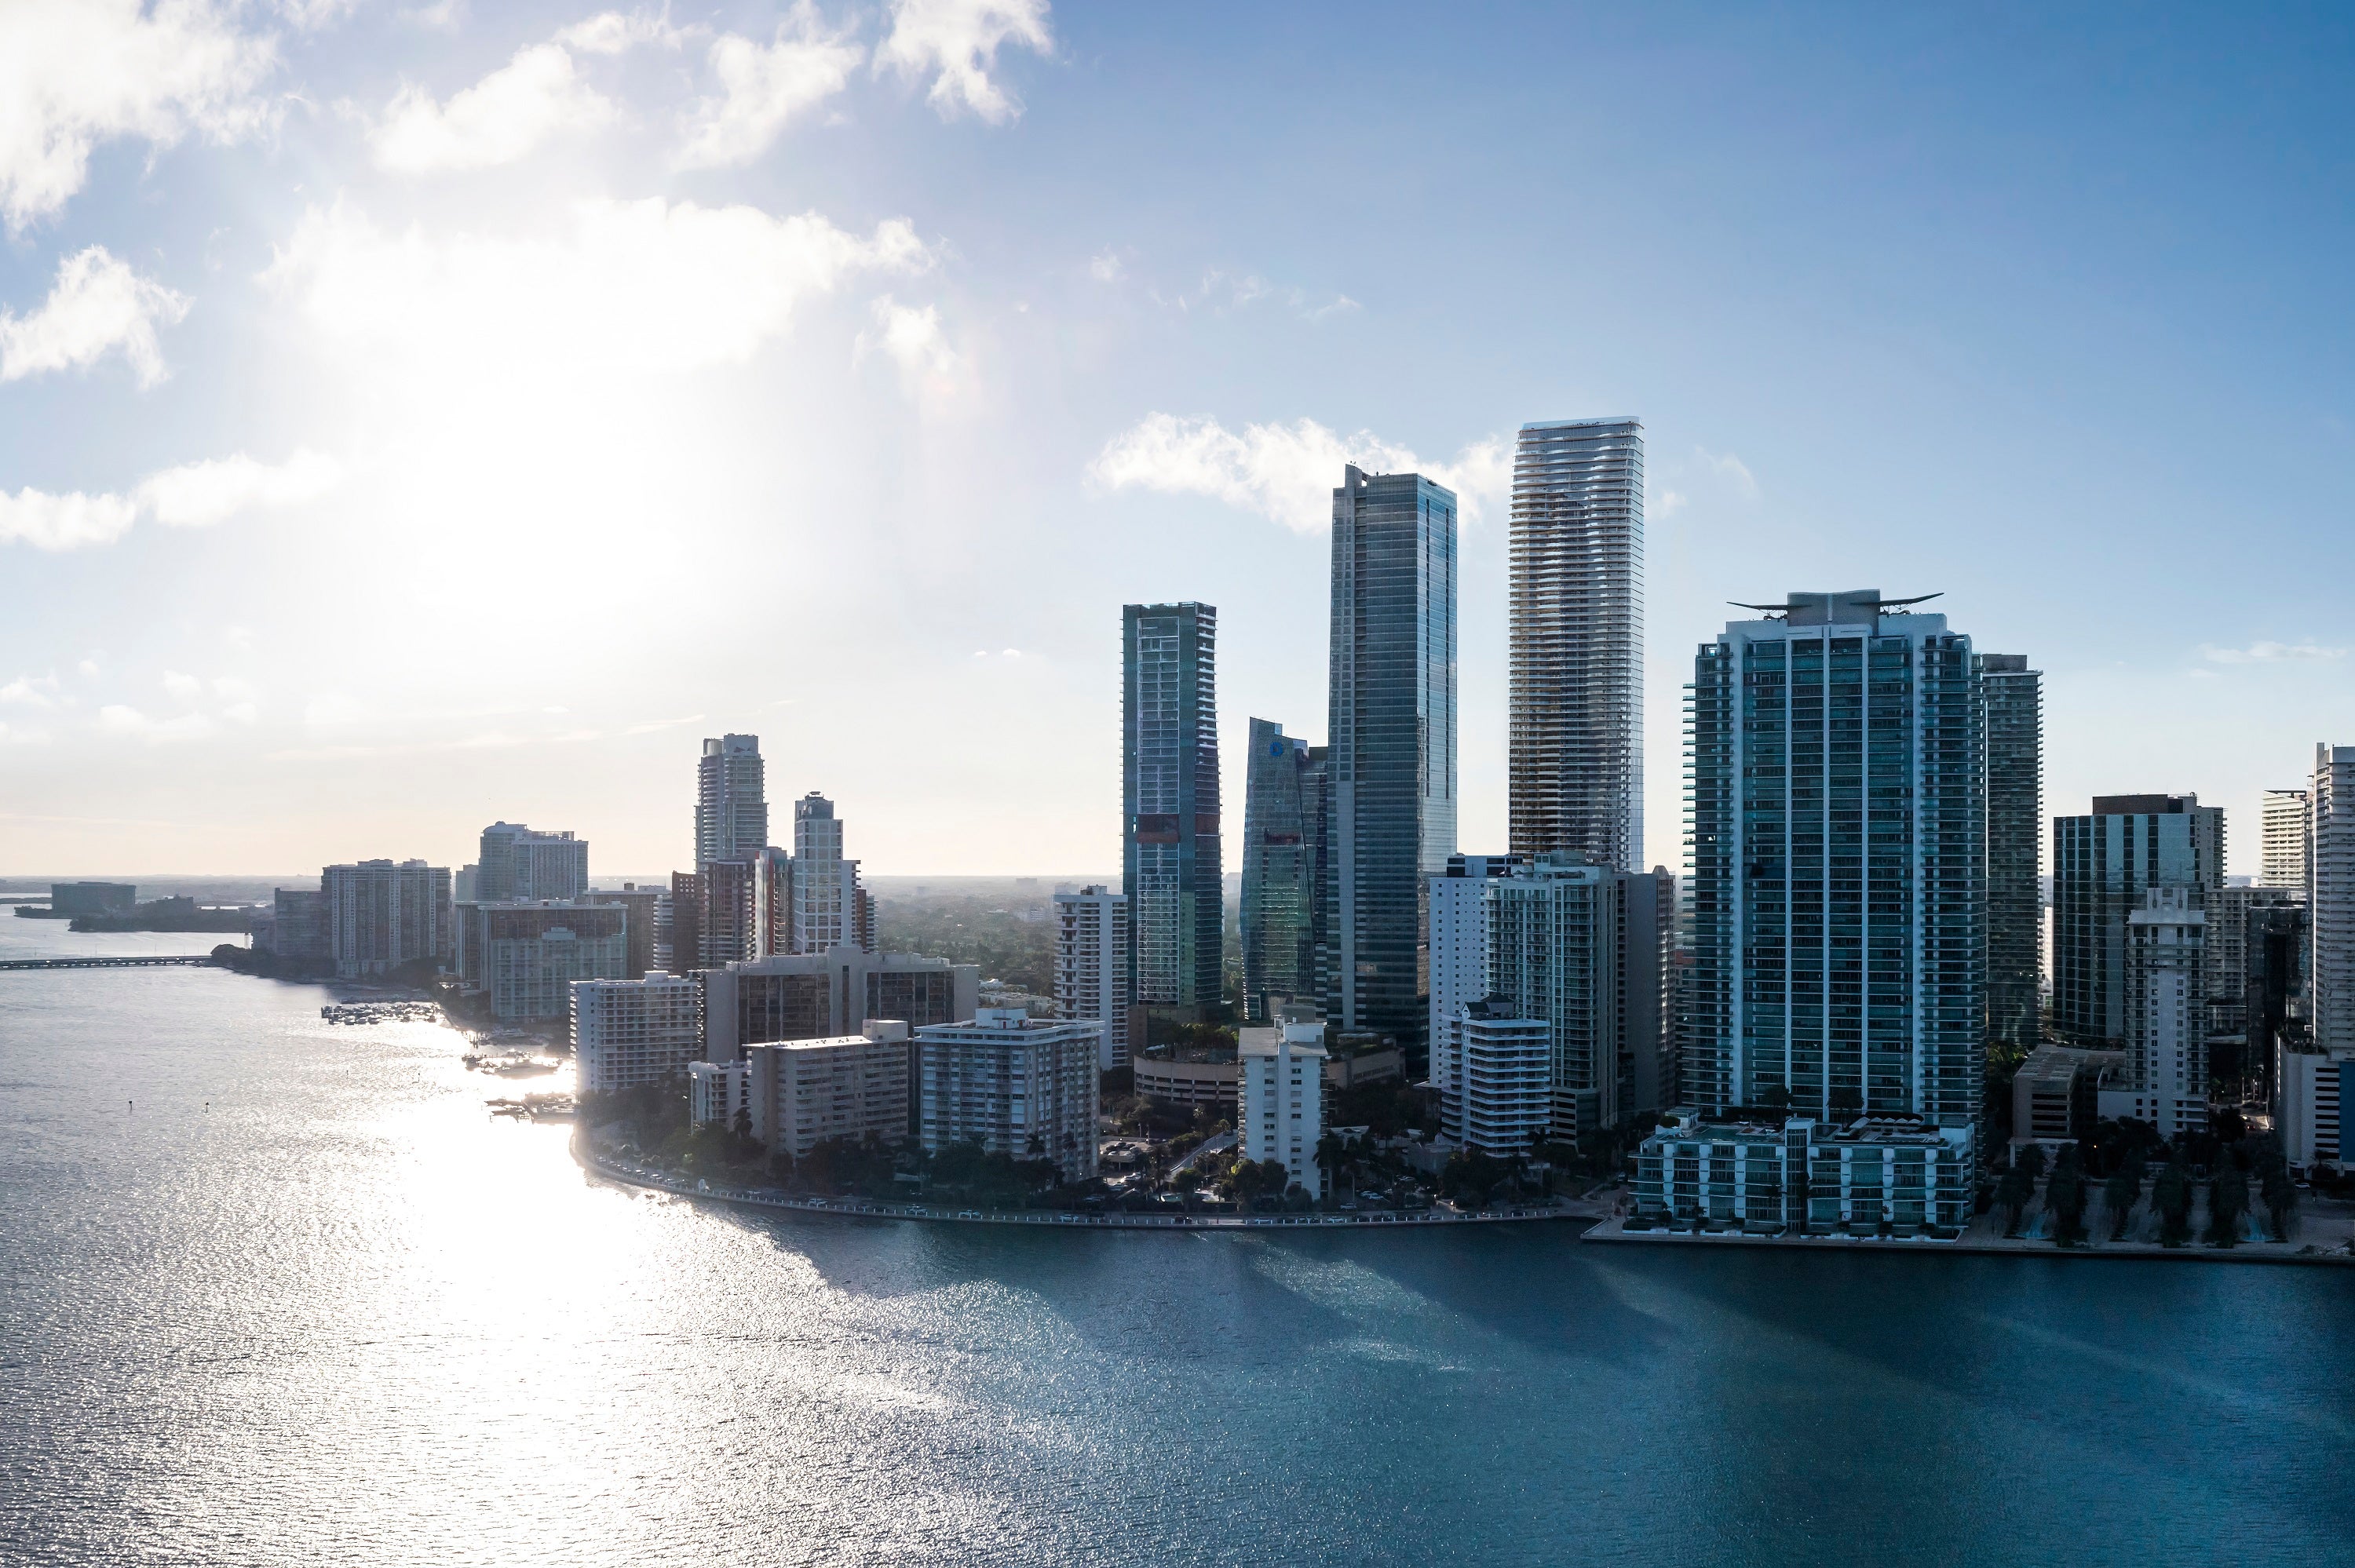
(2051, 794), (2222, 1048)
(1240, 717), (1325, 1024)
(696, 734), (768, 866)
(1327, 466), (1457, 1048)
(1685, 591), (1983, 1127)
(1977, 654), (2042, 1052)
(1123, 602), (1223, 1015)
(1509, 418), (1644, 870)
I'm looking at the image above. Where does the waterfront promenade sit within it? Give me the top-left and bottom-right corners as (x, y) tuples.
(1583, 1206), (2355, 1264)
(576, 1137), (1583, 1232)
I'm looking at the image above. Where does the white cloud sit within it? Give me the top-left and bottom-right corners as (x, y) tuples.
(98, 703), (214, 742)
(680, 5), (864, 168)
(0, 246), (190, 386)
(2202, 640), (2348, 665)
(860, 294), (961, 394)
(875, 0), (1052, 124)
(0, 720), (50, 746)
(555, 9), (685, 54)
(0, 0), (278, 226)
(1087, 413), (1510, 533)
(1, 674), (60, 708)
(266, 197), (929, 373)
(0, 488), (140, 550)
(1088, 250), (1123, 283)
(1700, 448), (1760, 500)
(372, 42), (615, 173)
(162, 669), (203, 700)
(137, 450), (343, 528)
(1, 450), (341, 551)
(1654, 489), (1687, 518)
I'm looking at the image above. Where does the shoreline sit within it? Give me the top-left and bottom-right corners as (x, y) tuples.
(1581, 1214), (2355, 1265)
(574, 1134), (1587, 1232)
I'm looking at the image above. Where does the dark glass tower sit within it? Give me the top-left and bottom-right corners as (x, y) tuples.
(1327, 466), (1458, 1048)
(1123, 603), (1222, 1015)
(1977, 655), (2043, 1053)
(1685, 592), (1984, 1127)
(1240, 717), (1325, 1023)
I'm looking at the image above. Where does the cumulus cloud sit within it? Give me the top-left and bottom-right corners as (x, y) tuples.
(137, 450), (343, 528)
(98, 703), (214, 742)
(266, 197), (929, 373)
(0, 0), (278, 226)
(1, 450), (341, 552)
(1, 674), (61, 708)
(681, 5), (864, 167)
(2202, 640), (2348, 665)
(0, 246), (190, 386)
(875, 0), (1052, 124)
(1088, 413), (1510, 533)
(860, 294), (961, 395)
(372, 42), (616, 173)
(555, 9), (686, 54)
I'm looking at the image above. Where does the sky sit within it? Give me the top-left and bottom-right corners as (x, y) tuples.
(3, 1), (2353, 880)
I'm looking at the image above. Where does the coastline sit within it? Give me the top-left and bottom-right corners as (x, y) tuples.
(574, 1132), (1588, 1232)
(1580, 1213), (2355, 1265)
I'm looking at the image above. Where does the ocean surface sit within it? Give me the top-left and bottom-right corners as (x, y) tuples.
(6, 918), (2355, 1566)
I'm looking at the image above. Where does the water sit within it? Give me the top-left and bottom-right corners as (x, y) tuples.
(6, 930), (2355, 1566)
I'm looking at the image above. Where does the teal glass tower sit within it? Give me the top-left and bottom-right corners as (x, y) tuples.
(1327, 466), (1458, 1050)
(1685, 591), (1984, 1127)
(1123, 603), (1223, 1016)
(1240, 717), (1325, 1024)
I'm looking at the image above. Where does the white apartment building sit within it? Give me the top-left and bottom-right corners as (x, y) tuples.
(465, 900), (633, 1021)
(791, 793), (873, 956)
(915, 1008), (1100, 1183)
(1053, 885), (1130, 1069)
(1428, 854), (1522, 1126)
(1241, 1020), (1327, 1196)
(745, 1023), (911, 1155)
(323, 859), (452, 979)
(476, 822), (588, 903)
(2276, 1044), (2351, 1167)
(573, 972), (702, 1093)
(2262, 788), (2311, 892)
(1454, 998), (1553, 1154)
(2101, 890), (2208, 1137)
(688, 1059), (752, 1129)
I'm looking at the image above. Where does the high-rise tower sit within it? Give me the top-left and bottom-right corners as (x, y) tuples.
(1240, 717), (1325, 1024)
(791, 793), (871, 955)
(1123, 603), (1222, 1020)
(1977, 655), (2042, 1052)
(2312, 746), (2355, 1053)
(1327, 466), (1457, 1048)
(2051, 793), (2223, 1048)
(2262, 787), (2311, 891)
(1509, 418), (1643, 870)
(696, 735), (768, 866)
(1684, 591), (1983, 1127)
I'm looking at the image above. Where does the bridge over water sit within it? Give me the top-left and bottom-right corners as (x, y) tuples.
(0, 955), (221, 972)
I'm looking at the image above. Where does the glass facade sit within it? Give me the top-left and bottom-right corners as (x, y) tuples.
(1123, 603), (1222, 1010)
(1327, 467), (1457, 1047)
(2051, 797), (2222, 1047)
(1240, 718), (1325, 1024)
(1977, 655), (2042, 1052)
(1685, 592), (1983, 1128)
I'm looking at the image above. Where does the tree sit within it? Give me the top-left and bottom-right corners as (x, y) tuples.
(2102, 1161), (2142, 1242)
(2046, 1151), (2088, 1246)
(2152, 1162), (2194, 1246)
(2206, 1165), (2250, 1247)
(2016, 1142), (2049, 1183)
(1996, 1168), (2033, 1236)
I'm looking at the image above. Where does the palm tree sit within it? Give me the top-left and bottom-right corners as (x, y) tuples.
(2207, 1165), (2250, 1247)
(1996, 1168), (2032, 1236)
(2152, 1162), (2194, 1246)
(2101, 1165), (2141, 1242)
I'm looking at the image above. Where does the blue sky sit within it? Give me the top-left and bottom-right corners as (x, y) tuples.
(2, 2), (2351, 877)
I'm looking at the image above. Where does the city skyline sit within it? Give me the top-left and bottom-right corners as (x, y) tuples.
(2, 6), (2350, 877)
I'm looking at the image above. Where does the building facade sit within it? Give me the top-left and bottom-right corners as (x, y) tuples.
(1681, 591), (1983, 1130)
(269, 887), (330, 966)
(1327, 465), (1458, 1048)
(2276, 1045), (2352, 1166)
(2313, 745), (2355, 1055)
(791, 793), (873, 956)
(1451, 997), (1553, 1154)
(746, 1025), (911, 1154)
(696, 857), (755, 969)
(695, 733), (768, 866)
(1507, 417), (1643, 872)
(462, 901), (631, 1020)
(582, 883), (663, 979)
(1428, 853), (1524, 1126)
(1123, 602), (1223, 1023)
(323, 859), (452, 979)
(2051, 794), (2224, 1047)
(1633, 1114), (1975, 1234)
(700, 950), (980, 1058)
(1977, 654), (2043, 1052)
(2262, 787), (2310, 891)
(1240, 1020), (1327, 1197)
(2119, 888), (2208, 1137)
(688, 1059), (753, 1129)
(915, 1009), (1100, 1183)
(1053, 885), (1130, 1070)
(575, 972), (701, 1092)
(1240, 718), (1326, 1024)
(476, 823), (588, 903)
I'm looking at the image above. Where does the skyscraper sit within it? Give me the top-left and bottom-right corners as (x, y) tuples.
(2262, 787), (2311, 891)
(1123, 602), (1222, 1024)
(1508, 418), (1643, 870)
(2051, 794), (2223, 1048)
(1977, 655), (2042, 1052)
(1682, 591), (1983, 1127)
(1240, 718), (1324, 1024)
(1053, 885), (1130, 1069)
(323, 859), (454, 979)
(792, 793), (871, 954)
(1327, 466), (1457, 1048)
(696, 735), (768, 866)
(475, 822), (588, 903)
(2311, 746), (2355, 1054)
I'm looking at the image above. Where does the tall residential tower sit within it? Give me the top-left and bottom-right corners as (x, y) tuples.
(1123, 603), (1223, 1024)
(1977, 655), (2043, 1052)
(696, 735), (768, 866)
(1327, 466), (1457, 1048)
(1508, 418), (1643, 870)
(1240, 717), (1325, 1024)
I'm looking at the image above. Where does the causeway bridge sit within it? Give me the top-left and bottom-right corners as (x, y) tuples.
(0, 955), (220, 972)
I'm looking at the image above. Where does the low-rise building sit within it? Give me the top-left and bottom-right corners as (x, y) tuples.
(1132, 1051), (1240, 1112)
(2011, 1045), (2129, 1147)
(1241, 1020), (1327, 1197)
(2277, 1042), (2353, 1167)
(688, 1059), (752, 1129)
(916, 1008), (1099, 1183)
(465, 900), (631, 1021)
(573, 972), (701, 1092)
(747, 1023), (911, 1155)
(1633, 1113), (1975, 1236)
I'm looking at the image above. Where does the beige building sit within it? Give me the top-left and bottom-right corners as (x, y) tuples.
(746, 1022), (911, 1156)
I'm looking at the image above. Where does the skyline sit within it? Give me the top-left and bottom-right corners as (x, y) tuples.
(5, 2), (2355, 876)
